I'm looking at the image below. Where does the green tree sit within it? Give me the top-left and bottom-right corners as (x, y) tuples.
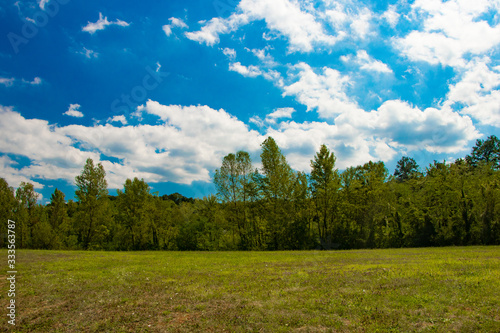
(0, 178), (16, 247)
(214, 150), (256, 248)
(15, 182), (38, 248)
(394, 156), (421, 182)
(48, 188), (70, 248)
(466, 135), (500, 169)
(116, 177), (154, 250)
(310, 144), (340, 248)
(259, 137), (296, 249)
(75, 158), (110, 249)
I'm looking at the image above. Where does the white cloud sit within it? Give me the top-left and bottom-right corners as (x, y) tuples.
(0, 76), (42, 87)
(0, 103), (264, 189)
(382, 5), (399, 28)
(0, 106), (98, 187)
(30, 77), (42, 85)
(108, 115), (127, 125)
(267, 107), (295, 120)
(0, 77), (14, 86)
(350, 8), (372, 39)
(82, 12), (130, 35)
(229, 62), (262, 77)
(162, 25), (172, 36)
(79, 47), (98, 59)
(249, 48), (277, 67)
(445, 59), (500, 126)
(163, 17), (188, 37)
(22, 77), (42, 85)
(63, 104), (84, 118)
(263, 99), (478, 172)
(263, 107), (296, 125)
(0, 98), (480, 191)
(38, 0), (49, 10)
(395, 0), (500, 67)
(342, 50), (393, 74)
(222, 48), (236, 59)
(185, 14), (249, 45)
(0, 156), (44, 189)
(283, 62), (362, 118)
(169, 17), (188, 29)
(238, 0), (340, 52)
(186, 0), (342, 52)
(338, 100), (480, 153)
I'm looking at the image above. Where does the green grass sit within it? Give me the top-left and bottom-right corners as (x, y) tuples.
(1, 247), (500, 332)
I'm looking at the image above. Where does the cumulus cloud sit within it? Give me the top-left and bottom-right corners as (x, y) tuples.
(0, 77), (14, 86)
(350, 8), (372, 39)
(445, 59), (500, 126)
(79, 47), (99, 59)
(63, 104), (84, 118)
(395, 0), (500, 67)
(0, 102), (264, 188)
(222, 48), (237, 59)
(338, 100), (480, 153)
(341, 50), (393, 74)
(107, 115), (127, 125)
(38, 0), (49, 10)
(186, 0), (342, 52)
(0, 76), (42, 86)
(283, 62), (362, 118)
(185, 14), (249, 45)
(0, 97), (480, 191)
(382, 4), (399, 28)
(163, 17), (188, 37)
(229, 62), (263, 77)
(266, 107), (295, 121)
(82, 12), (130, 34)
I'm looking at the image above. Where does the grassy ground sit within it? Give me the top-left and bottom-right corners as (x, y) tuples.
(0, 247), (499, 332)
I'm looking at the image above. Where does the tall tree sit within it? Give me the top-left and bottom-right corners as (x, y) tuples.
(75, 158), (110, 249)
(0, 178), (16, 247)
(259, 137), (296, 249)
(466, 135), (500, 169)
(116, 177), (153, 250)
(310, 144), (339, 248)
(394, 156), (420, 182)
(15, 182), (38, 248)
(48, 188), (70, 248)
(214, 150), (255, 248)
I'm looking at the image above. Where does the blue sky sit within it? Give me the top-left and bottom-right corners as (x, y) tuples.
(1, 0), (499, 203)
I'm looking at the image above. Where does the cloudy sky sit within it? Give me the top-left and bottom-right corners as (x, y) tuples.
(1, 0), (499, 202)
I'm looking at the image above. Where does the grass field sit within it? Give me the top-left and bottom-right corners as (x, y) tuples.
(1, 247), (499, 332)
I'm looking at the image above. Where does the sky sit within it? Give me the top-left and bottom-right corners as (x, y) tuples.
(0, 0), (499, 203)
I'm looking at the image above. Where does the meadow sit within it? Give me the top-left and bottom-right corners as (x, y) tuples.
(1, 246), (499, 332)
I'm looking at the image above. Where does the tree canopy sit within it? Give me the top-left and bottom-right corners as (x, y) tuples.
(3, 135), (500, 251)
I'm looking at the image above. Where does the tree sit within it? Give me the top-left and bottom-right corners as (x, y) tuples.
(310, 144), (340, 248)
(15, 182), (38, 248)
(466, 135), (500, 169)
(394, 156), (420, 182)
(116, 177), (154, 250)
(259, 137), (296, 249)
(75, 158), (110, 249)
(214, 150), (256, 248)
(48, 188), (70, 248)
(0, 178), (16, 247)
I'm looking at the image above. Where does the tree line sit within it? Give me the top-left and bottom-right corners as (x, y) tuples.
(1, 135), (499, 250)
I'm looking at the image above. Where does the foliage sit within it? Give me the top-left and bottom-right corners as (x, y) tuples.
(3, 134), (500, 251)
